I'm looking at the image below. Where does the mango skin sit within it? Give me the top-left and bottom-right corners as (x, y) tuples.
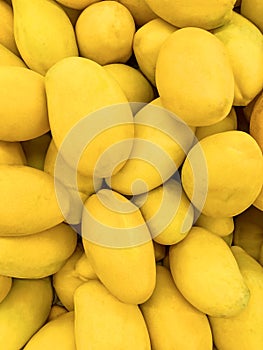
(0, 223), (77, 278)
(82, 189), (156, 304)
(156, 27), (234, 127)
(140, 265), (213, 350)
(0, 0), (19, 55)
(24, 311), (76, 350)
(74, 280), (151, 350)
(12, 0), (78, 75)
(0, 140), (26, 165)
(45, 56), (134, 178)
(210, 246), (263, 350)
(0, 165), (70, 235)
(0, 278), (53, 350)
(169, 226), (250, 317)
(0, 42), (26, 67)
(0, 66), (49, 141)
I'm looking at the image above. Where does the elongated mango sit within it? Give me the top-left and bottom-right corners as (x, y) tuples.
(0, 165), (70, 235)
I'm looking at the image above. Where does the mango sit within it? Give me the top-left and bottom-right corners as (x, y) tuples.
(117, 0), (157, 26)
(212, 11), (263, 106)
(0, 275), (12, 303)
(0, 223), (77, 278)
(45, 56), (134, 178)
(22, 133), (51, 170)
(0, 278), (53, 349)
(0, 66), (49, 141)
(140, 265), (213, 350)
(12, 0), (78, 75)
(75, 1), (135, 65)
(169, 226), (250, 317)
(182, 130), (263, 217)
(210, 246), (263, 350)
(144, 0), (235, 29)
(47, 305), (67, 322)
(0, 42), (26, 67)
(82, 189), (156, 304)
(156, 27), (234, 126)
(133, 18), (177, 85)
(74, 252), (98, 281)
(241, 0), (263, 33)
(0, 165), (70, 235)
(56, 0), (100, 10)
(195, 214), (234, 237)
(24, 311), (76, 350)
(74, 280), (151, 350)
(0, 140), (26, 165)
(0, 0), (19, 55)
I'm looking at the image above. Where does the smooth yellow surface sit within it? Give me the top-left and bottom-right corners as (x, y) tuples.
(0, 223), (77, 278)
(12, 0), (78, 75)
(241, 0), (263, 33)
(56, 0), (99, 10)
(144, 0), (235, 29)
(45, 56), (134, 178)
(233, 206), (263, 261)
(75, 1), (135, 65)
(107, 100), (195, 195)
(140, 265), (213, 350)
(74, 253), (98, 280)
(182, 131), (263, 217)
(0, 275), (12, 303)
(0, 140), (26, 165)
(0, 0), (19, 55)
(53, 244), (84, 311)
(82, 189), (156, 304)
(156, 27), (234, 126)
(133, 18), (177, 85)
(117, 0), (157, 26)
(47, 305), (67, 322)
(210, 246), (263, 350)
(104, 63), (154, 103)
(134, 178), (194, 245)
(0, 278), (53, 350)
(169, 226), (250, 317)
(0, 42), (26, 67)
(74, 280), (151, 350)
(24, 312), (76, 350)
(0, 165), (70, 235)
(195, 213), (234, 237)
(212, 11), (263, 106)
(195, 107), (237, 140)
(0, 66), (49, 141)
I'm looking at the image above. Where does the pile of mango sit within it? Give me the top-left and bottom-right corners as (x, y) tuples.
(1, 0), (263, 349)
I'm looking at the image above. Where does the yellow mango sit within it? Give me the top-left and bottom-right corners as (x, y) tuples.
(74, 280), (151, 350)
(140, 265), (213, 350)
(0, 275), (12, 303)
(153, 241), (166, 261)
(0, 66), (49, 141)
(169, 226), (250, 317)
(0, 42), (26, 67)
(156, 27), (234, 126)
(59, 3), (81, 26)
(22, 133), (51, 170)
(133, 178), (194, 245)
(104, 63), (154, 103)
(53, 244), (85, 311)
(0, 223), (77, 278)
(56, 0), (100, 10)
(82, 189), (156, 304)
(212, 11), (263, 106)
(233, 206), (263, 261)
(144, 0), (235, 29)
(74, 252), (98, 281)
(0, 278), (53, 350)
(195, 213), (234, 237)
(117, 0), (157, 26)
(75, 1), (135, 65)
(241, 0), (263, 34)
(106, 100), (195, 195)
(12, 0), (78, 75)
(0, 140), (26, 165)
(0, 0), (19, 55)
(133, 18), (177, 85)
(182, 131), (263, 217)
(45, 56), (134, 178)
(47, 305), (67, 322)
(0, 165), (70, 235)
(210, 246), (263, 350)
(24, 311), (76, 350)
(195, 107), (237, 140)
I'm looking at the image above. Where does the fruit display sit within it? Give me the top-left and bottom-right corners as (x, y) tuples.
(0, 0), (263, 349)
